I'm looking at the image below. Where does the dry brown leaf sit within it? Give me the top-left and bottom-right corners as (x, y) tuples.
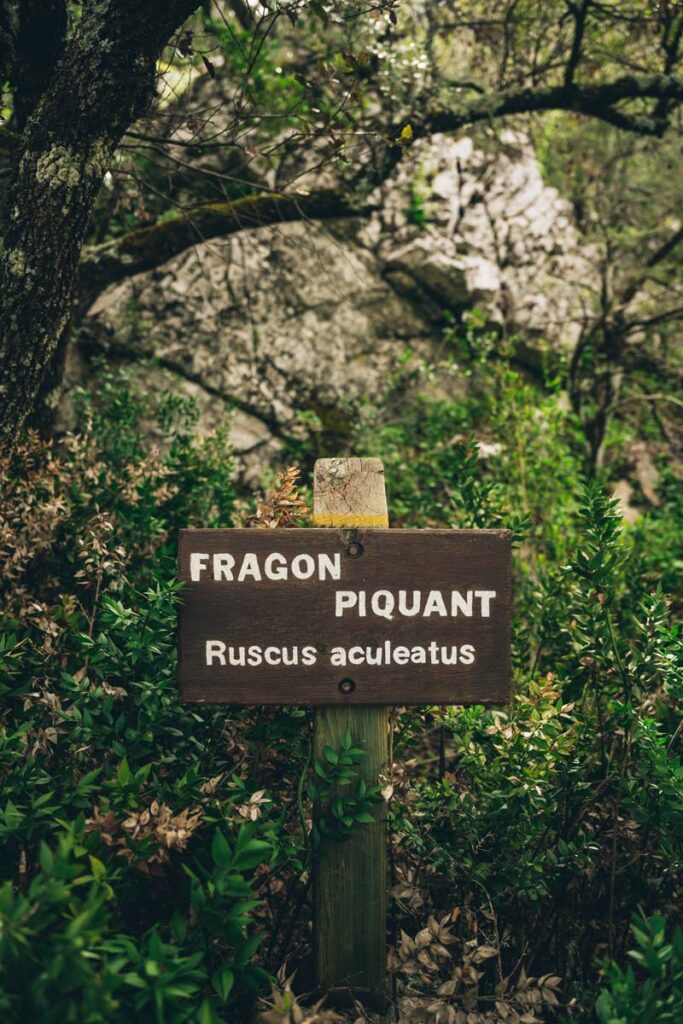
(250, 466), (310, 529)
(471, 945), (498, 963)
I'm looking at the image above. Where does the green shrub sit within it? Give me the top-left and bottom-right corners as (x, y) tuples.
(0, 373), (306, 1022)
(1, 359), (681, 1022)
(596, 913), (683, 1024)
(350, 349), (682, 1020)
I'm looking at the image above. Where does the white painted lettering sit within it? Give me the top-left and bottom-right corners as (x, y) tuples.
(398, 590), (421, 615)
(423, 590), (448, 617)
(366, 647), (382, 665)
(394, 645), (410, 665)
(335, 591), (357, 616)
(264, 553), (287, 580)
(330, 646), (346, 666)
(318, 553), (341, 580)
(452, 590), (473, 616)
(371, 590), (395, 619)
(238, 553), (262, 582)
(247, 645), (262, 666)
(475, 590), (497, 616)
(301, 646), (318, 666)
(190, 552), (209, 581)
(205, 640), (226, 666)
(213, 553), (235, 581)
(291, 554), (315, 580)
(460, 644), (476, 664)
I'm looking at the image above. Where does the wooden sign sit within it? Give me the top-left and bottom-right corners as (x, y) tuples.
(178, 528), (511, 705)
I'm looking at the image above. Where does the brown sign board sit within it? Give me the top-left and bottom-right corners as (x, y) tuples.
(177, 528), (511, 705)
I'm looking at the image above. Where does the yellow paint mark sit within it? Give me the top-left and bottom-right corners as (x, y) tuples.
(312, 514), (389, 528)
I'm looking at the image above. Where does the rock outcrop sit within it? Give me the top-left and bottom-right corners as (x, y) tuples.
(374, 132), (593, 351)
(78, 130), (595, 476)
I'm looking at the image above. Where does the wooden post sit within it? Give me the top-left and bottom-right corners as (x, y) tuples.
(312, 458), (389, 1010)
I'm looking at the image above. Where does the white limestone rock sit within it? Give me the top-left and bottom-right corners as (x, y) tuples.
(80, 129), (596, 478)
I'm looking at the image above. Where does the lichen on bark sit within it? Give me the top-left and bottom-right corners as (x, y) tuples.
(35, 145), (82, 189)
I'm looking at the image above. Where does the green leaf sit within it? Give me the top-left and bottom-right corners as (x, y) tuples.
(232, 837), (271, 872)
(116, 758), (131, 786)
(38, 842), (54, 873)
(170, 909), (187, 944)
(212, 829), (232, 868)
(89, 855), (106, 880)
(198, 998), (217, 1024)
(211, 967), (234, 1002)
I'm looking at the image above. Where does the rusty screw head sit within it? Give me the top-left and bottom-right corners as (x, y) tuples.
(347, 542), (363, 558)
(338, 677), (356, 695)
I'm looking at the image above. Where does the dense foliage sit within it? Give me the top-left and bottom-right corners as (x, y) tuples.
(1, 2), (681, 1020)
(0, 350), (680, 1022)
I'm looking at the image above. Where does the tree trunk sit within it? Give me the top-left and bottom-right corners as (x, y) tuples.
(0, 0), (198, 446)
(2, 0), (68, 130)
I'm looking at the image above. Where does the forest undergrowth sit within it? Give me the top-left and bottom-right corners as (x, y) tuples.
(0, 347), (681, 1024)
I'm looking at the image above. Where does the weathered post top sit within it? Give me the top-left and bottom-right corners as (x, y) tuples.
(313, 457), (388, 528)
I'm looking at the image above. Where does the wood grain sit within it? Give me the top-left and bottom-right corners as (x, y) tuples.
(312, 457), (389, 1008)
(313, 457), (389, 528)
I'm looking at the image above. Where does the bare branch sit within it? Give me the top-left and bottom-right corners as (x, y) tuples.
(425, 73), (683, 138)
(645, 224), (683, 268)
(564, 0), (591, 86)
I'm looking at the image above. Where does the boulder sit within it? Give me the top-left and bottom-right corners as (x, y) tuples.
(78, 130), (595, 478)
